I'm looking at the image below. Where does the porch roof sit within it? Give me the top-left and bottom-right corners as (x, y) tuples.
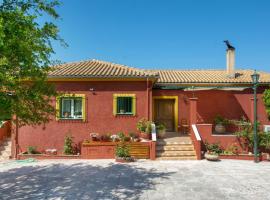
(153, 69), (270, 84)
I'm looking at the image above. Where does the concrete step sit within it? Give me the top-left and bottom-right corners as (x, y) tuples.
(156, 156), (197, 160)
(156, 145), (194, 151)
(0, 151), (11, 157)
(1, 141), (11, 146)
(157, 151), (196, 157)
(0, 156), (10, 160)
(157, 141), (192, 146)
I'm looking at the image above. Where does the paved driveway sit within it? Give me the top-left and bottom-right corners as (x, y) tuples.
(0, 159), (269, 200)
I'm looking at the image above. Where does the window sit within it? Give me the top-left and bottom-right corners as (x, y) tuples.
(56, 94), (86, 121)
(61, 98), (82, 119)
(113, 94), (136, 116)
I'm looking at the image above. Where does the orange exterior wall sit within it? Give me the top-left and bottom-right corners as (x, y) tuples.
(17, 81), (152, 154)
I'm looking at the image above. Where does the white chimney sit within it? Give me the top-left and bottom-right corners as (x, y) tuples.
(224, 40), (235, 78)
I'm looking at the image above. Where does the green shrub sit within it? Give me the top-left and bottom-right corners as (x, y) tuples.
(204, 141), (222, 155)
(263, 89), (270, 120)
(27, 146), (40, 154)
(115, 144), (130, 158)
(63, 134), (74, 155)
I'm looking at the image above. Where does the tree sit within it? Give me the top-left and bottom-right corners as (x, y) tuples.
(263, 88), (270, 120)
(0, 0), (65, 126)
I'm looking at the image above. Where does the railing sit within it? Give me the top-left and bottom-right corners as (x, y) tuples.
(151, 123), (157, 141)
(191, 124), (202, 160)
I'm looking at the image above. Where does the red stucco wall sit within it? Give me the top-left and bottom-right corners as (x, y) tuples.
(18, 84), (269, 155)
(153, 87), (270, 127)
(18, 81), (151, 153)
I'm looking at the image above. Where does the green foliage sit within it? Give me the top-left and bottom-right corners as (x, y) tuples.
(204, 141), (222, 155)
(115, 144), (130, 158)
(263, 88), (270, 119)
(214, 115), (229, 125)
(117, 132), (125, 142)
(234, 119), (270, 152)
(136, 118), (152, 134)
(156, 122), (166, 131)
(0, 0), (66, 127)
(260, 133), (270, 150)
(223, 144), (239, 155)
(63, 133), (74, 155)
(27, 146), (39, 154)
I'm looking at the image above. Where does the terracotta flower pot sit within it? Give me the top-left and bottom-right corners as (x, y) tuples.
(205, 152), (220, 161)
(157, 129), (166, 138)
(215, 124), (226, 134)
(140, 132), (151, 140)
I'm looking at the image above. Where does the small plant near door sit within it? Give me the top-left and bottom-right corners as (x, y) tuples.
(136, 118), (152, 140)
(156, 122), (166, 138)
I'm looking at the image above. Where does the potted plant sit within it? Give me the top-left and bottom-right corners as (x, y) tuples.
(129, 132), (140, 142)
(26, 146), (41, 154)
(214, 115), (229, 134)
(90, 133), (99, 141)
(136, 118), (152, 140)
(204, 141), (222, 161)
(156, 123), (166, 138)
(100, 134), (111, 142)
(115, 144), (134, 163)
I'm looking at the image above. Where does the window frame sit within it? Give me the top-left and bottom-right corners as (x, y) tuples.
(113, 94), (136, 116)
(56, 94), (86, 121)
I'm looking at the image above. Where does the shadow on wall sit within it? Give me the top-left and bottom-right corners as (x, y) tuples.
(196, 90), (249, 123)
(0, 162), (174, 199)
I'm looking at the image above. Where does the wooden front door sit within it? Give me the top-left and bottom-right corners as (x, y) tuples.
(154, 99), (175, 132)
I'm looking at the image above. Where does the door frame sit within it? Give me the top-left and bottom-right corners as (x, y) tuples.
(152, 96), (178, 132)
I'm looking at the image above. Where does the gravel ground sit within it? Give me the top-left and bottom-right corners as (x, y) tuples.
(0, 159), (269, 200)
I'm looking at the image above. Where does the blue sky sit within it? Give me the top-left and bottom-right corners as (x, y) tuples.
(50, 0), (270, 71)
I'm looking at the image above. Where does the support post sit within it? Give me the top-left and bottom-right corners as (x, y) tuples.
(189, 98), (198, 125)
(253, 87), (259, 163)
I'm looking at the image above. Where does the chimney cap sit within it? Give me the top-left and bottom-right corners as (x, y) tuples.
(224, 40), (235, 50)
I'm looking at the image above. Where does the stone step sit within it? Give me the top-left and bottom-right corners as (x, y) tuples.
(156, 145), (194, 151)
(0, 151), (11, 157)
(156, 156), (197, 160)
(0, 156), (10, 160)
(157, 151), (196, 157)
(157, 141), (192, 146)
(1, 141), (12, 146)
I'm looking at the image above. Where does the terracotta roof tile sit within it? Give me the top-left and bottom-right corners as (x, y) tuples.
(49, 59), (157, 78)
(152, 69), (270, 84)
(49, 59), (270, 84)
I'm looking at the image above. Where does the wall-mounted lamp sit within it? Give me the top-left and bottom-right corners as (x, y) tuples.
(89, 88), (96, 95)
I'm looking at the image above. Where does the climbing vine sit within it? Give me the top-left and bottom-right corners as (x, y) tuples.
(263, 88), (270, 120)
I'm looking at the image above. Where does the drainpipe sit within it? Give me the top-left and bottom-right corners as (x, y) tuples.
(15, 116), (19, 159)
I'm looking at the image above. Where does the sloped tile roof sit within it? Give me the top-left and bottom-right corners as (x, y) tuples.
(49, 59), (158, 78)
(153, 69), (270, 84)
(49, 59), (270, 84)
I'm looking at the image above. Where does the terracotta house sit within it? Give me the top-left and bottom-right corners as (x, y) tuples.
(13, 48), (270, 160)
